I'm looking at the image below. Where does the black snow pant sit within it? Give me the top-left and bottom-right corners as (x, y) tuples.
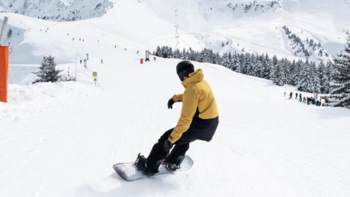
(146, 113), (218, 174)
(146, 128), (197, 174)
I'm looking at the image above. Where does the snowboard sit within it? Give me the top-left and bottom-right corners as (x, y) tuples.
(113, 155), (193, 181)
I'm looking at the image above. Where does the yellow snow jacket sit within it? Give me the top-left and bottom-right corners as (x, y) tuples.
(169, 69), (219, 144)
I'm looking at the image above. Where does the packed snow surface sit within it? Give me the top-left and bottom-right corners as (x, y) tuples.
(1, 0), (350, 196)
(2, 50), (350, 197)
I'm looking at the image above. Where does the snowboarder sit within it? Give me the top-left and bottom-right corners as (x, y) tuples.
(135, 61), (219, 175)
(80, 59), (82, 64)
(101, 59), (103, 64)
(299, 94), (302, 102)
(289, 92), (293, 99)
(295, 93), (298, 99)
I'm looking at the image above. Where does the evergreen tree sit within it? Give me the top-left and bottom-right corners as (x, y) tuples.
(318, 61), (327, 93)
(220, 52), (229, 67)
(309, 61), (321, 93)
(280, 58), (290, 85)
(271, 61), (285, 86)
(33, 56), (62, 84)
(211, 51), (217, 64)
(216, 53), (222, 66)
(231, 52), (239, 71)
(323, 61), (333, 94)
(298, 59), (312, 92)
(227, 52), (232, 68)
(180, 48), (186, 60)
(254, 55), (263, 78)
(288, 60), (299, 86)
(262, 53), (272, 79)
(242, 53), (251, 74)
(156, 46), (161, 56)
(169, 47), (173, 58)
(293, 60), (304, 86)
(247, 53), (256, 76)
(238, 53), (246, 74)
(328, 35), (350, 108)
(272, 55), (278, 67)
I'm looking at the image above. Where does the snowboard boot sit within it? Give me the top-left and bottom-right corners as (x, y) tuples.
(134, 153), (152, 175)
(165, 155), (184, 172)
(134, 153), (162, 176)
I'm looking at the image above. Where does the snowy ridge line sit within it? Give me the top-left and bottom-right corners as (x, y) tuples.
(0, 0), (114, 22)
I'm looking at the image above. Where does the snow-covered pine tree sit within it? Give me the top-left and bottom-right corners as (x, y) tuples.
(297, 59), (311, 92)
(174, 48), (181, 59)
(169, 47), (173, 58)
(254, 54), (263, 78)
(33, 56), (62, 84)
(328, 35), (350, 108)
(323, 61), (333, 94)
(293, 60), (304, 86)
(272, 55), (278, 67)
(156, 46), (161, 56)
(239, 53), (246, 74)
(227, 52), (232, 68)
(262, 53), (272, 79)
(309, 61), (321, 93)
(211, 51), (217, 64)
(281, 58), (290, 85)
(220, 52), (229, 67)
(242, 53), (251, 75)
(188, 48), (195, 61)
(318, 60), (328, 93)
(216, 53), (221, 65)
(271, 61), (285, 86)
(288, 60), (299, 86)
(231, 52), (240, 71)
(197, 49), (205, 62)
(247, 53), (256, 76)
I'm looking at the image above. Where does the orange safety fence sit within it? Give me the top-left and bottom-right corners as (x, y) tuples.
(0, 46), (9, 103)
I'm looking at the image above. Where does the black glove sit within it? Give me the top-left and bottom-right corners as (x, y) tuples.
(164, 140), (173, 153)
(167, 98), (175, 109)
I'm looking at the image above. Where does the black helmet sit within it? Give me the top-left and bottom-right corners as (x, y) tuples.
(176, 61), (194, 81)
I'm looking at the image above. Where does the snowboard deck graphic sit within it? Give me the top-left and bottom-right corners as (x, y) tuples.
(113, 155), (193, 181)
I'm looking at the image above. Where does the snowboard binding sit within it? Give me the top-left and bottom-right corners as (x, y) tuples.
(134, 153), (162, 176)
(165, 155), (184, 172)
(135, 153), (151, 175)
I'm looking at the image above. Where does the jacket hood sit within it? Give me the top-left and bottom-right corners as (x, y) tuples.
(182, 69), (204, 87)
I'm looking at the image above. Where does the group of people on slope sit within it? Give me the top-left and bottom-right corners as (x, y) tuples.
(285, 92), (322, 106)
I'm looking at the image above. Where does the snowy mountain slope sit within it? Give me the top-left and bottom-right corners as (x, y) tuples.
(0, 1), (350, 196)
(1, 0), (350, 63)
(0, 0), (113, 21)
(1, 50), (350, 197)
(142, 0), (350, 60)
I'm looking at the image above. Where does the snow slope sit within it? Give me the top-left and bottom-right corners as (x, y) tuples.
(1, 49), (350, 197)
(1, 0), (350, 196)
(2, 0), (350, 64)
